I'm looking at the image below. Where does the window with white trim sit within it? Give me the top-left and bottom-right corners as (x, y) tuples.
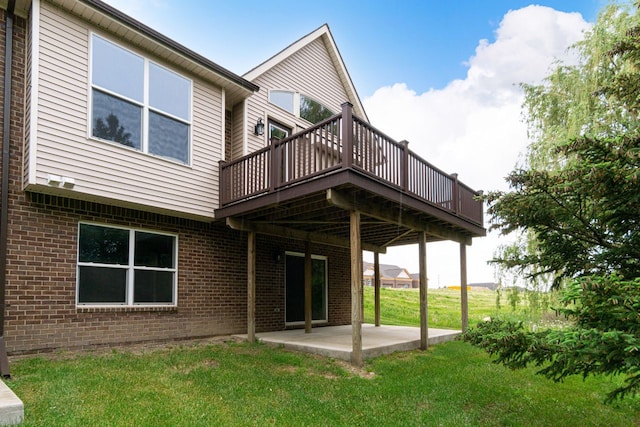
(77, 223), (177, 305)
(268, 90), (334, 125)
(91, 34), (192, 164)
(268, 119), (291, 141)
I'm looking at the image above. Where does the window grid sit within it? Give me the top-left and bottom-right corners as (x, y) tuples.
(90, 34), (192, 165)
(77, 223), (178, 307)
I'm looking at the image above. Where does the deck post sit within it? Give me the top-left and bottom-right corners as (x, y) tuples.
(460, 242), (469, 331)
(400, 140), (409, 192)
(247, 231), (256, 343)
(305, 241), (312, 334)
(374, 251), (380, 327)
(341, 102), (354, 169)
(218, 160), (228, 205)
(419, 231), (428, 349)
(350, 210), (363, 366)
(359, 245), (364, 321)
(269, 138), (277, 192)
(451, 173), (459, 214)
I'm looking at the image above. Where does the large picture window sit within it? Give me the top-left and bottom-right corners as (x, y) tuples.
(91, 34), (192, 164)
(77, 223), (177, 306)
(268, 90), (334, 125)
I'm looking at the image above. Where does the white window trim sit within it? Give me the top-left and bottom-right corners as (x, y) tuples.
(88, 33), (194, 166)
(267, 118), (293, 140)
(284, 251), (328, 325)
(76, 222), (179, 307)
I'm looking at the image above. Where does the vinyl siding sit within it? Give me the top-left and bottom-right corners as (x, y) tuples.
(231, 100), (245, 160)
(28, 2), (224, 219)
(245, 37), (349, 155)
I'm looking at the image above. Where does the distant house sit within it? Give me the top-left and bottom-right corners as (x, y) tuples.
(363, 262), (413, 289)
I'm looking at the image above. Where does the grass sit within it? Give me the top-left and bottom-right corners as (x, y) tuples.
(9, 340), (639, 426)
(363, 286), (554, 329)
(7, 287), (639, 426)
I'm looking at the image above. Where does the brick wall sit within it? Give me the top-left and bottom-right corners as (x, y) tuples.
(0, 10), (351, 356)
(254, 237), (351, 332)
(4, 193), (351, 355)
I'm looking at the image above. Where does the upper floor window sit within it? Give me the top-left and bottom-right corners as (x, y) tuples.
(269, 90), (295, 114)
(300, 95), (334, 124)
(91, 35), (192, 164)
(77, 223), (177, 306)
(268, 90), (335, 125)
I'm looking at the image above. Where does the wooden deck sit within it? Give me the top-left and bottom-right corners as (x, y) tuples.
(216, 103), (485, 249)
(218, 103), (483, 365)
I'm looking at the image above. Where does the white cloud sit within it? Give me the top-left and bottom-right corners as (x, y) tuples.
(362, 6), (590, 286)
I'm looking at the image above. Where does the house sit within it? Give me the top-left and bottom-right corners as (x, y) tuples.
(363, 262), (413, 288)
(0, 0), (485, 368)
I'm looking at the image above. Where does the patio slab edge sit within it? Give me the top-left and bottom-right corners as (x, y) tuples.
(235, 326), (461, 362)
(0, 379), (23, 426)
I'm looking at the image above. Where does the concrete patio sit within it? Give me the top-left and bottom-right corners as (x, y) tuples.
(236, 324), (460, 361)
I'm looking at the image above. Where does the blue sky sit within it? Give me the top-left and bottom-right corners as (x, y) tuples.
(108, 0), (603, 96)
(106, 0), (614, 286)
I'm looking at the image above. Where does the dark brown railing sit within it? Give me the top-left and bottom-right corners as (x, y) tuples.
(219, 103), (483, 226)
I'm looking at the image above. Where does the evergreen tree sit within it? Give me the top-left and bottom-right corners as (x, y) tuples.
(467, 3), (640, 401)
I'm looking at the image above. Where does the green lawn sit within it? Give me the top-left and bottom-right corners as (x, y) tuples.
(364, 286), (550, 329)
(9, 340), (639, 426)
(7, 287), (639, 426)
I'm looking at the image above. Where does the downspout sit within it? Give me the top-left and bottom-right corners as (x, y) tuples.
(0, 0), (16, 378)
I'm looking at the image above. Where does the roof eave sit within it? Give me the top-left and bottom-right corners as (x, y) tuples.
(78, 0), (258, 94)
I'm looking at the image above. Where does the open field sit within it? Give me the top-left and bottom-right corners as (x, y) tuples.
(363, 286), (557, 329)
(7, 287), (638, 426)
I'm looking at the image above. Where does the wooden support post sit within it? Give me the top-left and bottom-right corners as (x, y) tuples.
(359, 245), (364, 321)
(419, 231), (428, 350)
(460, 242), (469, 332)
(305, 241), (312, 334)
(374, 251), (381, 327)
(350, 210), (363, 366)
(247, 231), (256, 343)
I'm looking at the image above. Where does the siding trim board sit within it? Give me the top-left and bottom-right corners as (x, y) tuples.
(221, 88), (226, 162)
(26, 0), (39, 186)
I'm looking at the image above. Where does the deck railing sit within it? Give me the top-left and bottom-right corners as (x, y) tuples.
(219, 103), (483, 226)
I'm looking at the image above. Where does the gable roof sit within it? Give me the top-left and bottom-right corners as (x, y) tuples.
(244, 24), (368, 122)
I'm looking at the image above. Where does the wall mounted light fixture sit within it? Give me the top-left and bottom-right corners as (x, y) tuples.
(254, 118), (264, 136)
